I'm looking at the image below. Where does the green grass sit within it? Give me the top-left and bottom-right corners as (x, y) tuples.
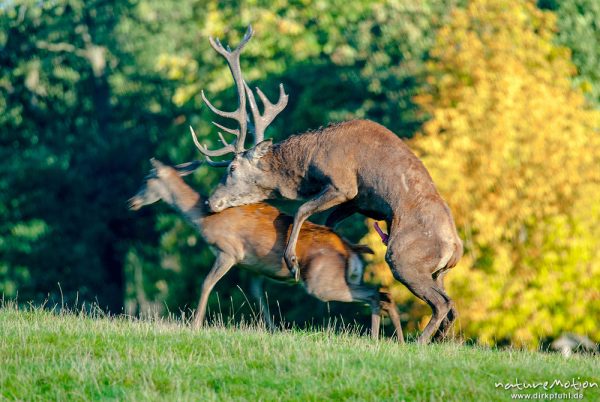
(0, 306), (598, 401)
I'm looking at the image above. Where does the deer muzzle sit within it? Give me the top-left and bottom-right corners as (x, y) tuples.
(128, 196), (143, 211)
(208, 198), (226, 213)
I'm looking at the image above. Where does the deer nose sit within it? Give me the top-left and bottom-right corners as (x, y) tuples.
(128, 197), (141, 211)
(209, 199), (226, 212)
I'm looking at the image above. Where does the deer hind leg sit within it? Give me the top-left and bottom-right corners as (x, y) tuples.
(385, 243), (453, 344)
(192, 252), (236, 330)
(345, 285), (383, 340)
(379, 289), (404, 343)
(249, 276), (275, 332)
(432, 271), (457, 342)
(303, 253), (382, 340)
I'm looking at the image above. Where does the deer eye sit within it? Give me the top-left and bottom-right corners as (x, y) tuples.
(229, 164), (237, 173)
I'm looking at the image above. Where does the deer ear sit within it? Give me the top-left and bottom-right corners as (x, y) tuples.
(173, 160), (202, 177)
(150, 158), (165, 170)
(250, 139), (273, 160)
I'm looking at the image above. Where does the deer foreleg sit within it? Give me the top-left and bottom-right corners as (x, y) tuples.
(249, 275), (275, 332)
(380, 290), (404, 343)
(192, 252), (236, 329)
(284, 185), (351, 280)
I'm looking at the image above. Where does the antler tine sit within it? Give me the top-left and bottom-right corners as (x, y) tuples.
(173, 157), (229, 169)
(234, 25), (253, 55)
(208, 26), (253, 59)
(217, 132), (230, 146)
(190, 126), (235, 157)
(201, 90), (238, 120)
(244, 82), (289, 144)
(201, 25), (254, 155)
(172, 160), (203, 175)
(204, 156), (231, 167)
(211, 121), (239, 136)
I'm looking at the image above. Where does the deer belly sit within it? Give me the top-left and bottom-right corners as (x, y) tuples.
(354, 192), (392, 221)
(239, 253), (291, 280)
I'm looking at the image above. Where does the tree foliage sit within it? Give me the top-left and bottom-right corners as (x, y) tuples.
(0, 0), (175, 311)
(135, 0), (454, 322)
(362, 0), (600, 347)
(2, 0), (599, 345)
(538, 0), (600, 107)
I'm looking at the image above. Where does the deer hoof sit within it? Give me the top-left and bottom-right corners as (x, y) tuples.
(285, 254), (300, 281)
(284, 253), (298, 270)
(417, 334), (431, 345)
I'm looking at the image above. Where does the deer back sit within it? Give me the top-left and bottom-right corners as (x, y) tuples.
(201, 202), (365, 281)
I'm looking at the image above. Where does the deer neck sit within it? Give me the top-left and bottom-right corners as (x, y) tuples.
(161, 176), (206, 225)
(263, 138), (314, 199)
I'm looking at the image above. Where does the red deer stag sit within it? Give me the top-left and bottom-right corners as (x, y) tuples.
(190, 26), (462, 344)
(128, 158), (403, 341)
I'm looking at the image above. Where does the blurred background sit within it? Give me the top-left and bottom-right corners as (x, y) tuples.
(1, 0), (598, 348)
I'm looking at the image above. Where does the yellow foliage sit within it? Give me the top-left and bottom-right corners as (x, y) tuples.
(362, 0), (600, 347)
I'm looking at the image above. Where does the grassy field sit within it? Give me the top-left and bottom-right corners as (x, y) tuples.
(0, 305), (598, 401)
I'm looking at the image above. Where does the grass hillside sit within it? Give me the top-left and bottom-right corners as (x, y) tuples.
(0, 306), (598, 401)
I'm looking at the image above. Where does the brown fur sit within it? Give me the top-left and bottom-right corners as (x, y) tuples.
(207, 119), (463, 343)
(129, 159), (403, 341)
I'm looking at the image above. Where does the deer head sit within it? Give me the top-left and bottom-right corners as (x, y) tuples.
(188, 26), (288, 212)
(208, 139), (278, 211)
(128, 159), (201, 210)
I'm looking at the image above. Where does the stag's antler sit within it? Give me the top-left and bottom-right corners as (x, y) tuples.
(190, 26), (287, 166)
(244, 82), (288, 144)
(190, 26), (252, 166)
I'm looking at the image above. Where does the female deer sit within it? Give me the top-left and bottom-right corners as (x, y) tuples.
(129, 158), (403, 341)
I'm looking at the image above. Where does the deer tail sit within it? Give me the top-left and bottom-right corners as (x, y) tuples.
(446, 240), (464, 269)
(433, 240), (463, 280)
